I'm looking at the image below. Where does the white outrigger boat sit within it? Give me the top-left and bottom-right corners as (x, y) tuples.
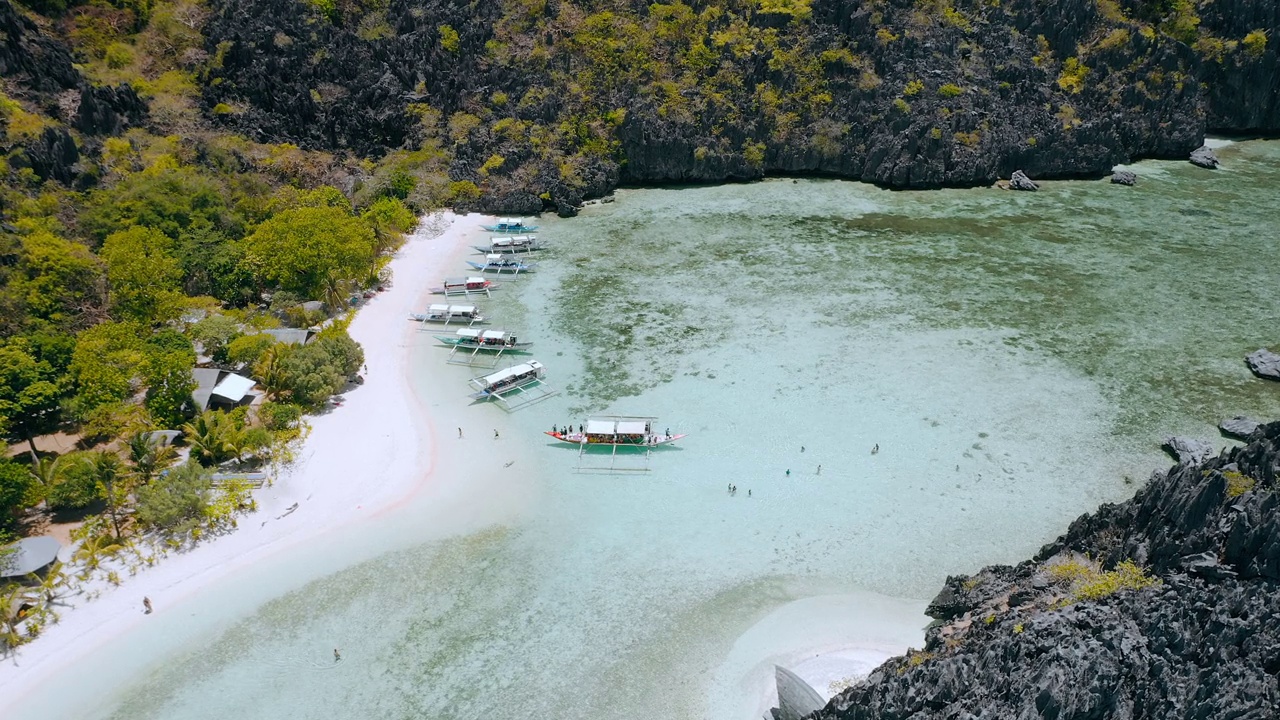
(465, 254), (537, 275)
(410, 303), (486, 327)
(546, 415), (685, 472)
(482, 217), (539, 233)
(472, 234), (542, 254)
(429, 277), (498, 297)
(468, 360), (556, 409)
(546, 416), (685, 447)
(437, 328), (531, 367)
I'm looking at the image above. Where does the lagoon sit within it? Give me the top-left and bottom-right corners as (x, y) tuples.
(10, 140), (1280, 720)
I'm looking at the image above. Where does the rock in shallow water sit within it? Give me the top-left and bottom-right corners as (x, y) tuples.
(1110, 170), (1137, 185)
(1219, 416), (1260, 439)
(1009, 170), (1039, 191)
(1245, 348), (1280, 380)
(1162, 436), (1215, 464)
(1189, 146), (1220, 169)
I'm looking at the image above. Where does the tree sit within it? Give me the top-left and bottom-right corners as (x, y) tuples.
(227, 333), (276, 369)
(101, 225), (186, 324)
(135, 461), (212, 536)
(68, 322), (146, 419)
(181, 410), (238, 467)
(0, 340), (64, 467)
(126, 431), (177, 484)
(10, 229), (105, 332)
(141, 339), (196, 428)
(45, 452), (106, 512)
(0, 460), (36, 534)
(250, 342), (288, 397)
(85, 452), (129, 539)
(188, 314), (242, 364)
(238, 206), (375, 298)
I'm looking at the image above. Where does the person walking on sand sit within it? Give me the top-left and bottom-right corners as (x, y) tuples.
(143, 597), (153, 614)
(458, 427), (464, 439)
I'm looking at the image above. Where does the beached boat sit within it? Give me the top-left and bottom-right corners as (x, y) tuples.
(545, 416), (686, 447)
(465, 254), (538, 274)
(472, 235), (543, 254)
(435, 328), (531, 351)
(482, 217), (539, 233)
(468, 361), (555, 409)
(409, 303), (486, 326)
(429, 277), (498, 296)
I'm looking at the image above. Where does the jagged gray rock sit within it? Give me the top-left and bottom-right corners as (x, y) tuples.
(1161, 436), (1216, 464)
(1110, 170), (1137, 185)
(1245, 348), (1280, 380)
(1009, 170), (1039, 191)
(800, 422), (1280, 720)
(1219, 416), (1261, 440)
(1189, 145), (1220, 168)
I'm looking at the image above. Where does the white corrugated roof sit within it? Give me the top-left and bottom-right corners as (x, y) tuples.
(616, 421), (648, 434)
(482, 330), (505, 339)
(466, 277), (485, 284)
(586, 420), (614, 434)
(457, 329), (481, 338)
(212, 373), (256, 403)
(428, 303), (449, 312)
(449, 305), (477, 313)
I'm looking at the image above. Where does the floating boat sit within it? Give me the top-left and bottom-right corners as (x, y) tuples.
(468, 361), (556, 409)
(435, 328), (531, 351)
(465, 254), (538, 274)
(409, 303), (487, 326)
(472, 235), (543, 254)
(545, 416), (686, 447)
(429, 277), (498, 296)
(482, 217), (540, 233)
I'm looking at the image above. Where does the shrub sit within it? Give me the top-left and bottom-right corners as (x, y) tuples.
(211, 103), (234, 115)
(1242, 30), (1267, 58)
(135, 462), (212, 535)
(742, 140), (766, 167)
(1046, 555), (1159, 602)
(104, 42), (135, 69)
(226, 334), (276, 369)
(903, 79), (924, 96)
(1223, 470), (1256, 498)
(1097, 28), (1129, 51)
(892, 98), (911, 114)
(1057, 57), (1089, 94)
(938, 83), (963, 98)
(438, 24), (460, 52)
(876, 28), (899, 44)
(46, 453), (105, 511)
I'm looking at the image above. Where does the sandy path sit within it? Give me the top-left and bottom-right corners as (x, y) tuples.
(0, 211), (478, 706)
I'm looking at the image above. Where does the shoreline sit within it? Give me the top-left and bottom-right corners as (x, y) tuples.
(0, 211), (479, 711)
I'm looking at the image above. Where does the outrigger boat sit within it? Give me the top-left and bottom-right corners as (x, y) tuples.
(472, 235), (542, 254)
(465, 254), (537, 275)
(482, 217), (539, 233)
(429, 277), (498, 296)
(468, 360), (556, 409)
(546, 416), (686, 447)
(409, 303), (486, 326)
(435, 328), (531, 351)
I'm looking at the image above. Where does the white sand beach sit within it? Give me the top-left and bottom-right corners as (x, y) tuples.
(0, 211), (484, 708)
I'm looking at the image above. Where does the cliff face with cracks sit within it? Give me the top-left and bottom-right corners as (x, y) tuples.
(190, 0), (1280, 213)
(798, 422), (1280, 720)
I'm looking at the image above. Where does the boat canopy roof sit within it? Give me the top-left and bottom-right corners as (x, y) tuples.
(497, 217), (522, 224)
(485, 254), (506, 261)
(428, 303), (450, 312)
(467, 276), (486, 284)
(449, 304), (477, 313)
(481, 330), (506, 339)
(456, 328), (482, 338)
(584, 419), (649, 435)
(444, 277), (465, 284)
(481, 361), (541, 385)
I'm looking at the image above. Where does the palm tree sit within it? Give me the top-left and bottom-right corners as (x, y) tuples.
(126, 431), (177, 484)
(252, 345), (288, 400)
(320, 270), (353, 316)
(29, 455), (63, 488)
(73, 531), (125, 572)
(182, 411), (237, 466)
(0, 585), (27, 649)
(87, 452), (130, 539)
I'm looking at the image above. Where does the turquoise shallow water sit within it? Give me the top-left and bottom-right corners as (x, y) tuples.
(15, 141), (1280, 720)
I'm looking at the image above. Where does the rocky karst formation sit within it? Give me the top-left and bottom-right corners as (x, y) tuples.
(792, 421), (1280, 720)
(190, 0), (1280, 212)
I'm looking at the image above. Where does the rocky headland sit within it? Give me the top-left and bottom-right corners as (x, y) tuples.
(780, 421), (1280, 720)
(5, 0), (1279, 214)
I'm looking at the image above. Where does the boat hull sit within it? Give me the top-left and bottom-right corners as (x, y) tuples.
(482, 225), (539, 233)
(465, 261), (536, 273)
(434, 337), (533, 350)
(544, 431), (686, 446)
(473, 245), (543, 254)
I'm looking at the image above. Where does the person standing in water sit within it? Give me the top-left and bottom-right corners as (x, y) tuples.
(817, 465), (822, 475)
(494, 429), (499, 439)
(334, 648), (342, 662)
(785, 469), (791, 476)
